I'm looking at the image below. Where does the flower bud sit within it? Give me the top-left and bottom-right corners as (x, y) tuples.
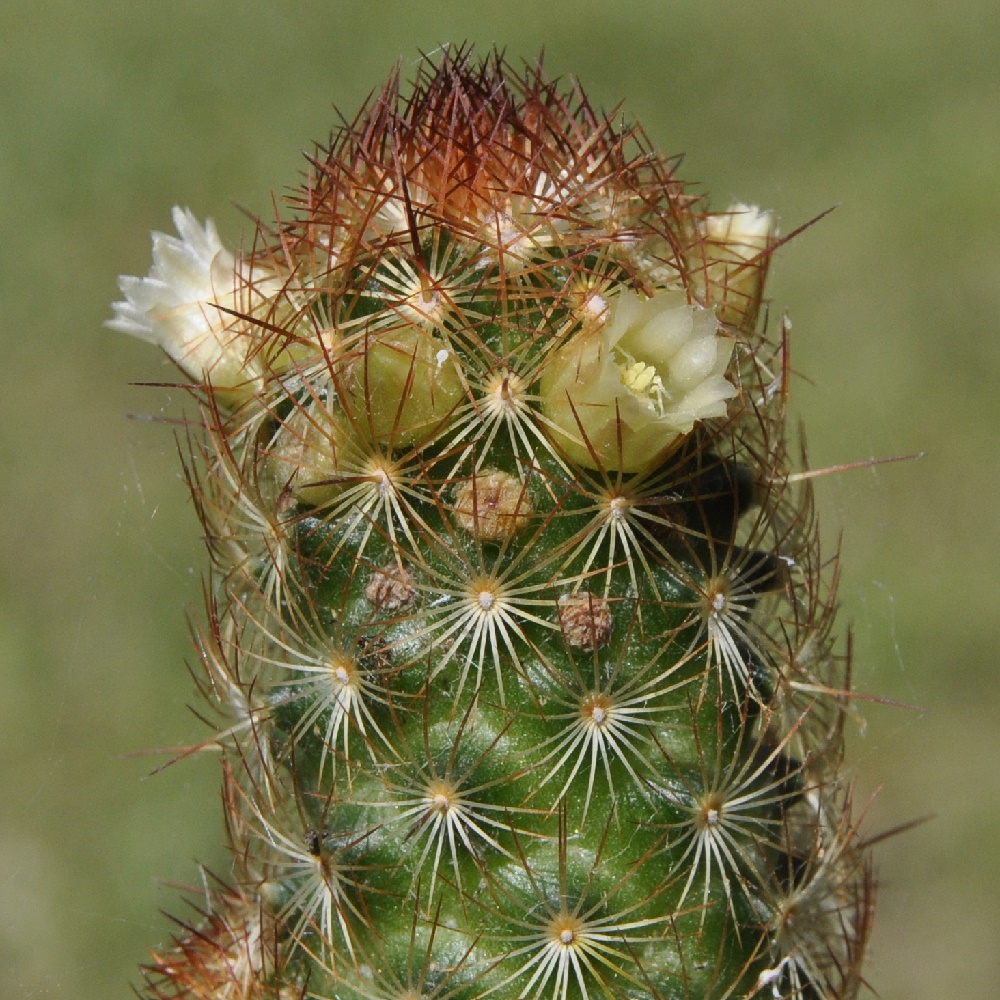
(264, 398), (350, 508)
(541, 288), (737, 472)
(337, 326), (464, 449)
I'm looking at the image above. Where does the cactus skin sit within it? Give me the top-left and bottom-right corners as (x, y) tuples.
(115, 48), (875, 1000)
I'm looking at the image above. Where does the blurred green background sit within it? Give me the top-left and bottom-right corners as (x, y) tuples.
(1, 2), (996, 997)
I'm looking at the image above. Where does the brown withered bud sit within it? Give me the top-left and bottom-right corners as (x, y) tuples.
(366, 561), (416, 611)
(452, 469), (533, 541)
(142, 880), (277, 1000)
(558, 592), (613, 650)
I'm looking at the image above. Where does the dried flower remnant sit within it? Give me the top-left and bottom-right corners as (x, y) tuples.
(557, 592), (613, 650)
(453, 469), (533, 540)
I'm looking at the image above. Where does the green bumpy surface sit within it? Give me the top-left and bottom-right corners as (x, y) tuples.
(278, 435), (765, 1000)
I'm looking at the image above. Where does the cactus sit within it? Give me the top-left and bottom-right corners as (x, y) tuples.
(111, 47), (875, 1000)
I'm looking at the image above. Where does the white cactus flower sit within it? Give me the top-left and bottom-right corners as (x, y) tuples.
(703, 202), (774, 255)
(541, 288), (737, 472)
(698, 203), (776, 329)
(108, 207), (285, 402)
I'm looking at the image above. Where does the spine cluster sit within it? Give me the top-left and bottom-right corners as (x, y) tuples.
(112, 47), (874, 1000)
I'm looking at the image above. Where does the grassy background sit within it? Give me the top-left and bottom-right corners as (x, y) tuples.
(1, 2), (997, 997)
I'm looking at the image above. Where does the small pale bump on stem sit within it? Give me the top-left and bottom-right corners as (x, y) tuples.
(452, 469), (533, 541)
(365, 562), (416, 612)
(558, 593), (613, 650)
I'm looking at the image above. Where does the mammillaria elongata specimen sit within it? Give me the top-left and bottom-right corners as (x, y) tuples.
(111, 47), (875, 1000)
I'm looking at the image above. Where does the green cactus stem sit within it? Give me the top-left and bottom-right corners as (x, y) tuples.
(111, 46), (874, 1000)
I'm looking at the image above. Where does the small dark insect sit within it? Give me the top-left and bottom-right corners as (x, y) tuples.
(305, 828), (323, 857)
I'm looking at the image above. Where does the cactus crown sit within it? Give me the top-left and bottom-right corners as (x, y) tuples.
(115, 46), (874, 1000)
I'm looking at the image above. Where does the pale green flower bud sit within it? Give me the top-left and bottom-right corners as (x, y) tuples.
(264, 398), (351, 508)
(338, 326), (464, 448)
(541, 288), (736, 471)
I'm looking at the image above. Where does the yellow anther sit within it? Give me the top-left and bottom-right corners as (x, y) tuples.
(618, 359), (666, 410)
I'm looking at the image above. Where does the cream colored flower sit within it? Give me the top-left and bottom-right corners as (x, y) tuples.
(698, 202), (776, 330)
(541, 288), (736, 471)
(108, 207), (287, 403)
(703, 202), (774, 252)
